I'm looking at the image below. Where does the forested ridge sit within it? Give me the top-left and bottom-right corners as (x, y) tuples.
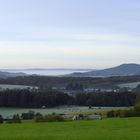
(0, 75), (140, 89)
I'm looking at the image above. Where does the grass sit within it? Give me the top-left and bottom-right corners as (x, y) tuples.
(0, 118), (140, 140)
(118, 82), (140, 89)
(0, 107), (129, 118)
(72, 107), (131, 115)
(0, 84), (34, 90)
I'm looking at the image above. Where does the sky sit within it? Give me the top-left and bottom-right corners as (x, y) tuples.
(0, 0), (140, 69)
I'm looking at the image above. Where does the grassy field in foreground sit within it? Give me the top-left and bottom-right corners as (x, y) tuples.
(0, 118), (140, 140)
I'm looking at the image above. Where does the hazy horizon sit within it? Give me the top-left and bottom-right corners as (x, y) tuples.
(0, 0), (140, 69)
(0, 62), (139, 70)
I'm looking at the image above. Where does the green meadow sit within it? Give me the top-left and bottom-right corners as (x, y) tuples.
(0, 118), (140, 140)
(118, 82), (140, 89)
(0, 107), (129, 118)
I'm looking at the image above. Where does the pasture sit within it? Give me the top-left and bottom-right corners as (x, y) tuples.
(0, 84), (36, 90)
(118, 82), (140, 89)
(0, 118), (139, 140)
(0, 106), (129, 118)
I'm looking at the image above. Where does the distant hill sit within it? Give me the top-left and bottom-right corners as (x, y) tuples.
(69, 63), (140, 77)
(0, 71), (26, 79)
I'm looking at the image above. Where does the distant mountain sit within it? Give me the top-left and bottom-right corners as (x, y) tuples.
(0, 71), (26, 79)
(1, 68), (92, 76)
(4, 68), (92, 71)
(69, 63), (140, 77)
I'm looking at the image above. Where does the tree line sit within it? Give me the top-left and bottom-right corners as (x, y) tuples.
(0, 89), (137, 108)
(0, 89), (72, 108)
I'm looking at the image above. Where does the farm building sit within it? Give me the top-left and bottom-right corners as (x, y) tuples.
(72, 114), (102, 120)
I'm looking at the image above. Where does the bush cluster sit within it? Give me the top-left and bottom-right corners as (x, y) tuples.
(0, 114), (22, 124)
(0, 115), (4, 124)
(6, 114), (22, 124)
(34, 113), (65, 122)
(107, 108), (140, 118)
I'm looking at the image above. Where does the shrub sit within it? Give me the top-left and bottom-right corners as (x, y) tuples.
(106, 108), (140, 118)
(34, 113), (44, 122)
(6, 114), (21, 124)
(6, 119), (14, 124)
(34, 113), (65, 122)
(12, 114), (22, 123)
(107, 110), (115, 118)
(0, 115), (4, 124)
(44, 114), (65, 122)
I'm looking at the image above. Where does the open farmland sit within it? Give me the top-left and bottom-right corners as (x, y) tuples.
(0, 84), (37, 90)
(0, 118), (139, 140)
(118, 82), (140, 89)
(0, 106), (129, 118)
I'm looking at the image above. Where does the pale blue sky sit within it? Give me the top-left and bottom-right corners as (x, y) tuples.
(0, 0), (140, 68)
